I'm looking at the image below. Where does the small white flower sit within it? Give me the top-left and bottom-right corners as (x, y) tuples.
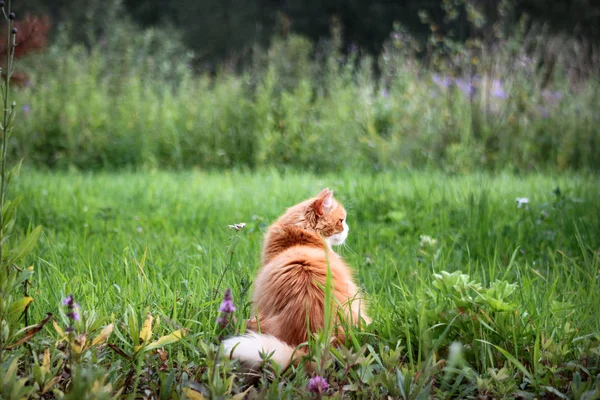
(228, 222), (246, 231)
(516, 197), (529, 208)
(449, 342), (463, 359)
(419, 235), (437, 247)
(136, 226), (143, 233)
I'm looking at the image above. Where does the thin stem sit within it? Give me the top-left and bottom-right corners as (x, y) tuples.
(213, 233), (240, 301)
(0, 0), (12, 263)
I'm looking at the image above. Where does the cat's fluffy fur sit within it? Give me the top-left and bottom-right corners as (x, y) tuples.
(223, 188), (370, 369)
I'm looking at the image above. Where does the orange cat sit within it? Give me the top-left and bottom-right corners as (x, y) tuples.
(223, 188), (370, 368)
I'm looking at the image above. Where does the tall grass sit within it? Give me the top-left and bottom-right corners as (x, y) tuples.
(11, 18), (600, 172)
(10, 169), (600, 397)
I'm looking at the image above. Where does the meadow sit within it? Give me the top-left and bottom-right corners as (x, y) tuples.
(1, 4), (599, 398)
(7, 169), (600, 398)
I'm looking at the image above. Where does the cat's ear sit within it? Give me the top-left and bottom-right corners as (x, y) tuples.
(313, 188), (334, 216)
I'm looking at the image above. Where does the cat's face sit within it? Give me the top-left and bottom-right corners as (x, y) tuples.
(279, 188), (349, 246)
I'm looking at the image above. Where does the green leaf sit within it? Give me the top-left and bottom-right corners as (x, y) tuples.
(8, 296), (33, 319)
(479, 340), (534, 382)
(8, 225), (42, 264)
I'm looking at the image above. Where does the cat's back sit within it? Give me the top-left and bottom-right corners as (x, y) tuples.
(262, 223), (325, 265)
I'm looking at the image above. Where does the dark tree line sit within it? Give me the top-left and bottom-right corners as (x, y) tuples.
(13, 0), (600, 66)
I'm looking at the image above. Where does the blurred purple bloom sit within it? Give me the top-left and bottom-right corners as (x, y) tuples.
(217, 288), (236, 329)
(455, 78), (475, 97)
(542, 90), (563, 102)
(380, 88), (389, 98)
(308, 376), (328, 393)
(67, 312), (80, 321)
(63, 294), (81, 331)
(217, 316), (228, 329)
(219, 288), (236, 313)
(537, 105), (549, 118)
(62, 295), (73, 306)
(491, 79), (508, 99)
(432, 74), (451, 89)
(23, 104), (30, 114)
(219, 299), (236, 313)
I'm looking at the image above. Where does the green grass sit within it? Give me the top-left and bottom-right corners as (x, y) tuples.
(12, 27), (600, 173)
(10, 169), (600, 398)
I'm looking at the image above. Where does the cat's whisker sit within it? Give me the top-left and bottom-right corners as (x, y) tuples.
(341, 242), (357, 256)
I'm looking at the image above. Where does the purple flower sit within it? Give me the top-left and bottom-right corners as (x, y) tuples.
(217, 288), (236, 329)
(219, 299), (236, 313)
(63, 294), (81, 332)
(432, 74), (451, 89)
(217, 316), (228, 329)
(542, 90), (563, 103)
(219, 289), (236, 313)
(491, 79), (508, 99)
(67, 312), (80, 321)
(23, 104), (30, 114)
(62, 295), (74, 306)
(380, 88), (389, 98)
(307, 376), (328, 393)
(537, 105), (549, 118)
(455, 78), (475, 97)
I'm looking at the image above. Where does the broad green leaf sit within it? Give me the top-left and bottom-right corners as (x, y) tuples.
(8, 296), (33, 319)
(479, 340), (534, 382)
(8, 225), (42, 264)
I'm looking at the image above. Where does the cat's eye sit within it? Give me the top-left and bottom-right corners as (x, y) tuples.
(339, 218), (344, 224)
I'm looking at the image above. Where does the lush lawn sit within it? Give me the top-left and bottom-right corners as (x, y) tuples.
(10, 169), (600, 398)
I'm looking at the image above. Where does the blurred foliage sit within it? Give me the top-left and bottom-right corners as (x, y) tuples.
(12, 0), (600, 68)
(8, 2), (600, 172)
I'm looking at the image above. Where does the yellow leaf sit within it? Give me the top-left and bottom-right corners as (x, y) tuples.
(182, 388), (206, 400)
(8, 297), (33, 317)
(42, 348), (51, 374)
(53, 320), (66, 339)
(42, 376), (61, 394)
(145, 329), (187, 352)
(71, 334), (87, 355)
(139, 314), (153, 344)
(90, 323), (114, 348)
(231, 386), (254, 399)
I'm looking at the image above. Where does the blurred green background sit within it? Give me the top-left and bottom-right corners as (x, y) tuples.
(6, 0), (599, 173)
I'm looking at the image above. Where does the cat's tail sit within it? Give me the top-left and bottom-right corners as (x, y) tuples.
(222, 333), (306, 369)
